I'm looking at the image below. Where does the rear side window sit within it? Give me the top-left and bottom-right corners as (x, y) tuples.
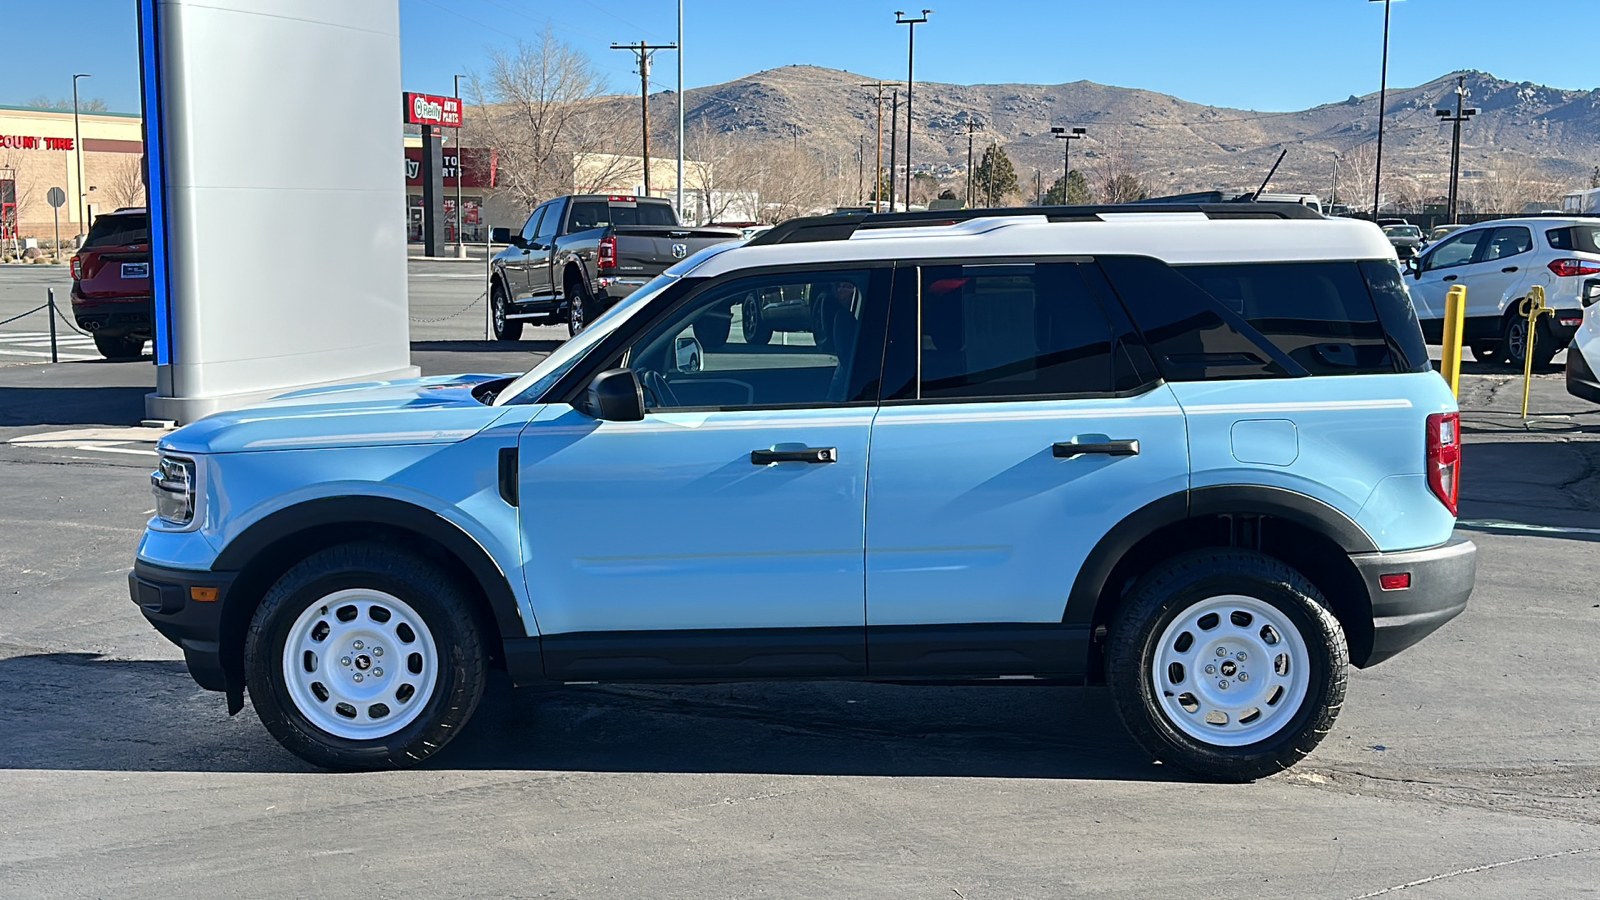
(1480, 227), (1532, 261)
(898, 263), (1118, 401)
(1174, 262), (1396, 376)
(1546, 226), (1600, 254)
(83, 214), (149, 249)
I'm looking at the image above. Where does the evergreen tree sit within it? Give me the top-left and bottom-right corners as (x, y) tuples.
(1043, 169), (1093, 205)
(971, 143), (1019, 206)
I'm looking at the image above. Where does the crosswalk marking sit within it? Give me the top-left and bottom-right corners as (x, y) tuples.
(0, 330), (100, 361)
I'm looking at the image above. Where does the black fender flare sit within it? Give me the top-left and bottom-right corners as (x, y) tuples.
(212, 496), (526, 640)
(1063, 485), (1377, 627)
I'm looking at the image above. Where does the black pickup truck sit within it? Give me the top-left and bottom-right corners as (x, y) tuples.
(488, 195), (740, 338)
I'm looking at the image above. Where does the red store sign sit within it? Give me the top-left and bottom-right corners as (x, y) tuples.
(403, 147), (498, 188)
(0, 134), (74, 150)
(402, 92), (462, 128)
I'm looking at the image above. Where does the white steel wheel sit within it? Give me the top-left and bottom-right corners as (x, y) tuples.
(281, 588), (440, 740)
(1150, 594), (1312, 747)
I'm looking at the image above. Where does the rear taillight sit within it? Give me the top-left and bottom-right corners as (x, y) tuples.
(597, 234), (617, 271)
(1426, 412), (1461, 515)
(70, 256), (82, 281)
(1546, 258), (1600, 277)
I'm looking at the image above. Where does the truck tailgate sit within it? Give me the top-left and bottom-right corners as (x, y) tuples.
(612, 226), (741, 272)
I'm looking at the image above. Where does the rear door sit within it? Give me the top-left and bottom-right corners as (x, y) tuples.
(863, 260), (1190, 675)
(1469, 225), (1535, 314)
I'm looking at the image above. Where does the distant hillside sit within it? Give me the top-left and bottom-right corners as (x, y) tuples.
(620, 66), (1600, 200)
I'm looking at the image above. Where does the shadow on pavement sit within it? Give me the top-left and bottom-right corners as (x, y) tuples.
(0, 386), (149, 427)
(1457, 438), (1600, 538)
(0, 652), (1180, 782)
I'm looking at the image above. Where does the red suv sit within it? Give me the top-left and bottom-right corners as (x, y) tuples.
(70, 208), (152, 360)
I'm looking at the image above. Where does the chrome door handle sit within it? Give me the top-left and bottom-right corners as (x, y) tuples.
(751, 447), (837, 465)
(1053, 440), (1140, 459)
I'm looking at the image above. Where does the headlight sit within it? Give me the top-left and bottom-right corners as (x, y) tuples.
(151, 455), (196, 527)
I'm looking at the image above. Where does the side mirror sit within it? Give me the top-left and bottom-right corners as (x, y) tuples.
(585, 368), (645, 422)
(1406, 256), (1421, 277)
(674, 335), (702, 374)
(490, 227), (516, 246)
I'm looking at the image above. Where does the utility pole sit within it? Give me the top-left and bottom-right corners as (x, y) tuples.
(72, 73), (90, 240)
(612, 40), (676, 197)
(888, 90), (900, 212)
(1370, 0), (1394, 220)
(1330, 153), (1340, 213)
(1051, 126), (1086, 204)
(963, 119), (980, 207)
(861, 81), (901, 213)
(896, 10), (931, 210)
(1435, 75), (1478, 225)
(858, 135), (865, 205)
(1035, 169), (1042, 206)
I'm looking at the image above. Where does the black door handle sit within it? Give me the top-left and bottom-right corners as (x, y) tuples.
(1442, 275), (1457, 282)
(1502, 266), (1519, 273)
(751, 447), (837, 465)
(1053, 440), (1140, 458)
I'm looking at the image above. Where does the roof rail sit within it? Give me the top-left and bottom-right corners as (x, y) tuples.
(745, 202), (1325, 246)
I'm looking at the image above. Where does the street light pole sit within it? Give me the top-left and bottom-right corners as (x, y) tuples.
(896, 10), (931, 210)
(963, 120), (980, 207)
(1050, 126), (1086, 203)
(887, 90), (899, 212)
(677, 0), (685, 220)
(72, 73), (90, 240)
(1436, 75), (1477, 225)
(1369, 0), (1394, 220)
(453, 74), (465, 255)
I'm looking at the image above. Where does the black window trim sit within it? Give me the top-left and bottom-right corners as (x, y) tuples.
(880, 255), (1157, 407)
(1481, 224), (1533, 262)
(547, 261), (896, 413)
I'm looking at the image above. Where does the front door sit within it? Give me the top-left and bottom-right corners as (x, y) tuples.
(864, 261), (1190, 675)
(525, 198), (564, 304)
(1411, 227), (1491, 323)
(518, 266), (891, 681)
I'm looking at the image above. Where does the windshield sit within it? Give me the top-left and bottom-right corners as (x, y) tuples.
(493, 274), (676, 406)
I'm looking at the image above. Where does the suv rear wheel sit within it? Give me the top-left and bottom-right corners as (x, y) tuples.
(93, 334), (145, 360)
(244, 543), (487, 770)
(1106, 549), (1347, 782)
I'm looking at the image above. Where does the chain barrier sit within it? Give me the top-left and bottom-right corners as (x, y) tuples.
(408, 290), (486, 325)
(0, 303), (48, 327)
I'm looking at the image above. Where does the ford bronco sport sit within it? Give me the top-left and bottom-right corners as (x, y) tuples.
(132, 204), (1475, 780)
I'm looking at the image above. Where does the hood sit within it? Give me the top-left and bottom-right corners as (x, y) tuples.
(160, 374), (518, 454)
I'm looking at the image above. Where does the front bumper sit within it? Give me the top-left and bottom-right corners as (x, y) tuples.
(1349, 535), (1476, 666)
(129, 560), (235, 693)
(1568, 341), (1600, 404)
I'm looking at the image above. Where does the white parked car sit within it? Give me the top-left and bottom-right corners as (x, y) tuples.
(1406, 217), (1599, 367)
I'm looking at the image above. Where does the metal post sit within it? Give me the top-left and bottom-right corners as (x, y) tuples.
(454, 74), (465, 256)
(484, 228), (493, 341)
(887, 91), (899, 212)
(1371, 0), (1392, 220)
(1441, 285), (1466, 397)
(72, 73), (90, 241)
(677, 0), (685, 218)
(47, 288), (58, 363)
(896, 11), (930, 210)
(1330, 154), (1340, 212)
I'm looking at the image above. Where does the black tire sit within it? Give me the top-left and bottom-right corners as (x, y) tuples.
(93, 333), (144, 360)
(244, 543), (488, 771)
(1106, 549), (1348, 782)
(692, 313), (731, 350)
(566, 275), (590, 337)
(1502, 307), (1559, 369)
(1468, 340), (1500, 363)
(491, 280), (522, 342)
(741, 293), (772, 345)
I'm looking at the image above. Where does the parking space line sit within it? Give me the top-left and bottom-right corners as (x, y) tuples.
(1457, 518), (1600, 537)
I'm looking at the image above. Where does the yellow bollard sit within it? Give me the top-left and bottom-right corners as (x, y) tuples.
(1519, 286), (1554, 420)
(1440, 284), (1466, 397)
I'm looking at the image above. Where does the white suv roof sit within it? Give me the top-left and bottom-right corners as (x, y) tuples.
(695, 208), (1396, 278)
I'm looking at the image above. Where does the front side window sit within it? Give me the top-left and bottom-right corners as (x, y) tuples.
(520, 206), (546, 241)
(1480, 226), (1532, 261)
(1423, 229), (1487, 270)
(625, 269), (884, 411)
(534, 199), (563, 244)
(905, 263), (1118, 401)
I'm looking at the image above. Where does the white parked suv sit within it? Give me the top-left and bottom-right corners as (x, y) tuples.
(1406, 217), (1600, 367)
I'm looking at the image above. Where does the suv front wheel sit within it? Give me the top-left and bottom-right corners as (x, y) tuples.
(1106, 549), (1347, 782)
(245, 543), (487, 770)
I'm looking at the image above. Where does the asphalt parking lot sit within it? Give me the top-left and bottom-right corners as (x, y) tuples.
(1, 262), (1597, 898)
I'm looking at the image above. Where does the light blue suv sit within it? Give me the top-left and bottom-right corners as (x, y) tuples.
(132, 204), (1476, 780)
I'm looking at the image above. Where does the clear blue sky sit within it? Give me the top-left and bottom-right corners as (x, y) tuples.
(6, 0), (1597, 115)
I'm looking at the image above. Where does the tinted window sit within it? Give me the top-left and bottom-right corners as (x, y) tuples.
(914, 263), (1116, 400)
(535, 199), (563, 242)
(1423, 229), (1487, 270)
(625, 269), (885, 410)
(1096, 256), (1295, 381)
(569, 200), (677, 229)
(519, 206), (545, 241)
(1175, 262), (1395, 375)
(1359, 260), (1431, 374)
(1546, 226), (1600, 254)
(1480, 226), (1532, 261)
(83, 214), (149, 249)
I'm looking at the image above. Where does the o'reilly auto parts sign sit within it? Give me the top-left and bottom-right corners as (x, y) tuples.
(402, 92), (462, 129)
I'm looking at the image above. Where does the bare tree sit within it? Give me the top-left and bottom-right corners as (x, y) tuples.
(103, 155), (145, 209)
(1094, 146), (1152, 203)
(1464, 154), (1562, 214)
(683, 122), (762, 223)
(464, 29), (634, 212)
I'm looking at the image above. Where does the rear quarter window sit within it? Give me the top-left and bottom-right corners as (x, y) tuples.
(1546, 226), (1600, 254)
